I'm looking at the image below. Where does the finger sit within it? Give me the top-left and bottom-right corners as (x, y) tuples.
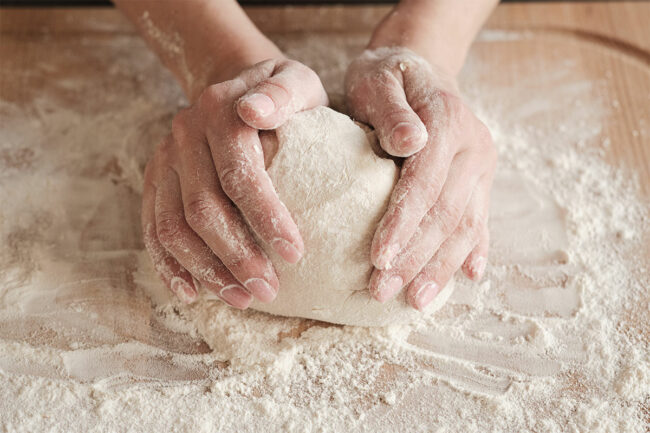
(371, 92), (495, 270)
(236, 60), (329, 130)
(371, 139), (452, 270)
(154, 167), (253, 309)
(357, 69), (427, 157)
(461, 169), (493, 282)
(405, 215), (481, 310)
(372, 143), (481, 272)
(369, 169), (487, 303)
(462, 225), (489, 281)
(142, 159), (197, 304)
(170, 116), (282, 302)
(191, 111), (305, 264)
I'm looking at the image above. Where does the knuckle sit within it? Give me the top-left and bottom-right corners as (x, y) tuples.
(413, 175), (445, 210)
(402, 255), (426, 280)
(220, 251), (266, 278)
(412, 262), (436, 284)
(435, 260), (455, 282)
(405, 184), (437, 216)
(441, 90), (463, 112)
(156, 211), (185, 247)
(185, 191), (220, 232)
(154, 135), (174, 158)
(391, 248), (427, 278)
(460, 212), (485, 238)
(421, 190), (440, 213)
(401, 164), (443, 210)
(219, 164), (255, 203)
(420, 90), (464, 124)
(373, 68), (396, 86)
(171, 109), (193, 141)
(345, 77), (383, 118)
(436, 203), (463, 235)
(221, 254), (245, 271)
(421, 256), (450, 281)
(197, 83), (228, 110)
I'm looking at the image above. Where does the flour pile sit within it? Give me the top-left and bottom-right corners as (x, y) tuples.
(0, 23), (648, 433)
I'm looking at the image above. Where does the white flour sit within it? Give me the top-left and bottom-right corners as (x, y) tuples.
(0, 25), (648, 433)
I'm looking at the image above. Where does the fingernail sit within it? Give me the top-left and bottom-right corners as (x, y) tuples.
(376, 275), (403, 303)
(376, 243), (400, 270)
(171, 276), (197, 304)
(390, 122), (425, 151)
(272, 238), (302, 264)
(471, 256), (487, 281)
(245, 278), (277, 303)
(220, 284), (253, 309)
(413, 282), (439, 311)
(240, 93), (275, 117)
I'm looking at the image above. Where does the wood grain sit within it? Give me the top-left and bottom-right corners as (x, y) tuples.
(1, 2), (648, 196)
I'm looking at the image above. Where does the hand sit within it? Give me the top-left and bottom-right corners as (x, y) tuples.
(345, 47), (496, 310)
(142, 58), (328, 308)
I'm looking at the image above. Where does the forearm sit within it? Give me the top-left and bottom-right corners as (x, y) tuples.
(114, 0), (282, 101)
(369, 0), (498, 77)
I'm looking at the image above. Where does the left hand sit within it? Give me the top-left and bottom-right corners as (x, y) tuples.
(345, 47), (497, 310)
(141, 58), (328, 308)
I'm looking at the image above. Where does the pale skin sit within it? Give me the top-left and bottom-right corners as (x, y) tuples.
(114, 0), (498, 311)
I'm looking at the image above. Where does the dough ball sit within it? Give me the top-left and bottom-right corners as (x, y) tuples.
(250, 106), (453, 326)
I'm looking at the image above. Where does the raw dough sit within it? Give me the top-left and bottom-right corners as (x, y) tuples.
(250, 106), (454, 326)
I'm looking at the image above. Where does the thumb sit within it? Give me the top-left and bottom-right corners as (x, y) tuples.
(351, 71), (428, 158)
(236, 60), (329, 130)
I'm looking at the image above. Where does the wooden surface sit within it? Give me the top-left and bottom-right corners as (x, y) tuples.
(1, 2), (649, 196)
(1, 1), (648, 298)
(0, 3), (648, 426)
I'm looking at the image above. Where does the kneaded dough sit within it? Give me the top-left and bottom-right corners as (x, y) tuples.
(250, 107), (454, 326)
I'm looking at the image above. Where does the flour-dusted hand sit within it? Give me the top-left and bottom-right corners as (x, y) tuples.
(142, 58), (328, 308)
(345, 49), (430, 158)
(346, 47), (496, 310)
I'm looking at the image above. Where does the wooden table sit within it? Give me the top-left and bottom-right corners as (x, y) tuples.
(2, 2), (648, 194)
(0, 2), (648, 430)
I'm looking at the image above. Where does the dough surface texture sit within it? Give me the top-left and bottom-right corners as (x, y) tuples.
(250, 106), (453, 326)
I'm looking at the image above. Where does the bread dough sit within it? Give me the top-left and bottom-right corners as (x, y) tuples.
(250, 107), (454, 326)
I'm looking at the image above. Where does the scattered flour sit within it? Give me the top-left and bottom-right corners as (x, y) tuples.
(0, 20), (648, 433)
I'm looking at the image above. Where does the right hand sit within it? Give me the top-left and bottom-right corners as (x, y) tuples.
(142, 58), (328, 309)
(345, 48), (496, 310)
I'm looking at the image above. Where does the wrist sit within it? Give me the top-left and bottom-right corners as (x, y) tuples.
(368, 0), (496, 77)
(204, 41), (284, 85)
(189, 39), (283, 102)
(166, 0), (285, 101)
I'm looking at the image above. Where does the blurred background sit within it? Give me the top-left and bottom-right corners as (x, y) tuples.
(0, 0), (599, 5)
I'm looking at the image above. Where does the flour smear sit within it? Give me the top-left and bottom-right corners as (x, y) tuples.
(0, 24), (648, 433)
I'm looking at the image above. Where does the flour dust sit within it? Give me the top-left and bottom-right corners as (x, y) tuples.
(0, 26), (648, 433)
